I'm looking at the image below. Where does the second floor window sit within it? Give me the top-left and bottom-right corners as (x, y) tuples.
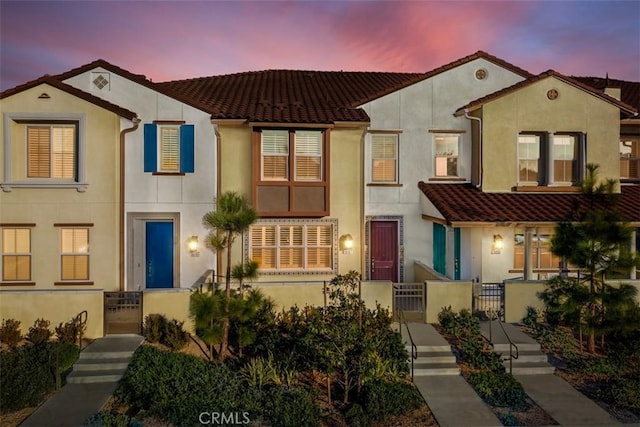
(371, 134), (398, 183)
(434, 135), (459, 178)
(261, 130), (323, 181)
(144, 123), (194, 174)
(620, 138), (640, 180)
(518, 134), (540, 183)
(27, 124), (77, 180)
(518, 132), (584, 186)
(552, 135), (576, 184)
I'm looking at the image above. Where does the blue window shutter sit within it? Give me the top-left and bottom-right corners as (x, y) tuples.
(144, 124), (157, 172)
(180, 124), (195, 173)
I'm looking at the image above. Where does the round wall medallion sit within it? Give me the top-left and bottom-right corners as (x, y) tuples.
(547, 88), (559, 100)
(475, 68), (487, 80)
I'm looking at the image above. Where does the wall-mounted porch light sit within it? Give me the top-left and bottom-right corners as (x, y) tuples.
(188, 235), (200, 257)
(339, 234), (354, 254)
(491, 234), (504, 254)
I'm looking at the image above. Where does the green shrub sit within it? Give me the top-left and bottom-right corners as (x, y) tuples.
(26, 318), (52, 345)
(116, 345), (247, 425)
(0, 318), (22, 348)
(55, 316), (86, 345)
(438, 306), (458, 334)
(0, 342), (78, 412)
(522, 306), (541, 329)
(599, 374), (640, 411)
(260, 385), (321, 427)
(468, 371), (530, 411)
(143, 314), (167, 343)
(84, 411), (142, 427)
(352, 380), (424, 424)
(163, 319), (189, 350)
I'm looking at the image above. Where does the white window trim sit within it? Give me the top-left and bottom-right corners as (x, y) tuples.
(550, 134), (577, 186)
(245, 218), (338, 275)
(517, 133), (541, 186)
(2, 113), (87, 192)
(369, 132), (400, 184)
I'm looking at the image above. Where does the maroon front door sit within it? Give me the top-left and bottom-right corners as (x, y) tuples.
(370, 221), (398, 281)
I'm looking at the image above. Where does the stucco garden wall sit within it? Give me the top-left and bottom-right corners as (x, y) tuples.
(425, 281), (472, 323)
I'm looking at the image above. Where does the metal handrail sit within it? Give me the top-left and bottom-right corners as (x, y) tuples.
(73, 310), (88, 350)
(398, 309), (418, 381)
(487, 309), (519, 374)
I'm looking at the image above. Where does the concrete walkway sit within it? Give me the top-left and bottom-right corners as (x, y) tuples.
(481, 321), (620, 426)
(401, 323), (502, 426)
(22, 335), (143, 427)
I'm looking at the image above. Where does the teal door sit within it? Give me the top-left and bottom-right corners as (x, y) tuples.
(433, 223), (446, 276)
(145, 221), (174, 288)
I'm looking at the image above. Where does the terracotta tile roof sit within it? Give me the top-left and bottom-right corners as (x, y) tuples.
(572, 76), (640, 117)
(51, 59), (215, 115)
(418, 182), (640, 225)
(158, 70), (424, 124)
(454, 70), (637, 117)
(158, 50), (534, 124)
(0, 75), (138, 120)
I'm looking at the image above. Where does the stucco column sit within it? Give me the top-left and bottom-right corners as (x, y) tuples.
(524, 227), (534, 280)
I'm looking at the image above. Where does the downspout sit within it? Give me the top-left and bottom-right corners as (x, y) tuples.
(119, 118), (140, 291)
(464, 109), (483, 189)
(214, 123), (222, 283)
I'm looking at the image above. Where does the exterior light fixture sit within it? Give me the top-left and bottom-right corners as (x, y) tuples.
(188, 235), (199, 256)
(491, 234), (504, 254)
(339, 234), (354, 254)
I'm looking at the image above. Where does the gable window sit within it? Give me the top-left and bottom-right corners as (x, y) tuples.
(60, 228), (89, 281)
(144, 123), (194, 174)
(1, 228), (31, 282)
(620, 138), (640, 180)
(514, 228), (561, 270)
(253, 128), (329, 217)
(249, 221), (336, 272)
(27, 124), (77, 180)
(434, 135), (459, 178)
(371, 134), (399, 183)
(517, 132), (585, 187)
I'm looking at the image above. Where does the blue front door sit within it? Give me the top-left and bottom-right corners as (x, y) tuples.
(145, 221), (174, 288)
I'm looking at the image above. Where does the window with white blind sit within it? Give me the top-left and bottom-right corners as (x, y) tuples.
(518, 134), (540, 184)
(295, 131), (322, 181)
(371, 134), (398, 183)
(1, 228), (31, 282)
(159, 126), (180, 172)
(552, 135), (576, 184)
(517, 132), (585, 186)
(434, 135), (459, 178)
(262, 130), (289, 180)
(250, 222), (335, 272)
(620, 138), (640, 180)
(27, 124), (77, 180)
(60, 228), (89, 281)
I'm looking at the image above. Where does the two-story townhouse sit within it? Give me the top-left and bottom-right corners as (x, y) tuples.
(55, 61), (218, 291)
(357, 51), (533, 283)
(160, 71), (427, 307)
(0, 77), (138, 336)
(418, 71), (639, 288)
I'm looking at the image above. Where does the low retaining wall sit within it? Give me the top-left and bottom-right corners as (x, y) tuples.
(503, 281), (547, 323)
(142, 288), (194, 333)
(424, 281), (472, 323)
(0, 289), (104, 338)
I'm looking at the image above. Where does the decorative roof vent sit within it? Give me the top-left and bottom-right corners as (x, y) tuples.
(92, 72), (110, 90)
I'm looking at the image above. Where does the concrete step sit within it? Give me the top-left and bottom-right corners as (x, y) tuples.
(413, 362), (460, 376)
(73, 358), (131, 371)
(493, 342), (541, 353)
(504, 362), (556, 375)
(67, 368), (127, 384)
(407, 345), (452, 353)
(415, 352), (456, 364)
(79, 350), (135, 360)
(501, 351), (549, 364)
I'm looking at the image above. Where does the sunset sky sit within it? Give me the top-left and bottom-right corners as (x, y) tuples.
(1, 0), (639, 91)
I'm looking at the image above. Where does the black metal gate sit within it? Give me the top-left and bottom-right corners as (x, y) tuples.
(104, 292), (142, 335)
(473, 282), (505, 320)
(393, 283), (425, 322)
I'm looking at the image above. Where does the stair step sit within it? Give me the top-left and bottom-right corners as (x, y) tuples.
(493, 343), (540, 352)
(502, 353), (549, 364)
(407, 345), (452, 353)
(413, 363), (460, 376)
(67, 368), (127, 384)
(79, 351), (135, 360)
(507, 362), (556, 375)
(73, 359), (131, 371)
(414, 355), (456, 364)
